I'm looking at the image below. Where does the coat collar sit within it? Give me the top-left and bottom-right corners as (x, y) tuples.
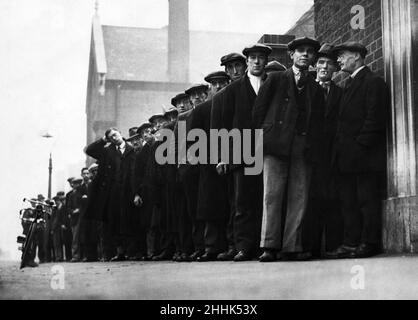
(339, 66), (371, 116)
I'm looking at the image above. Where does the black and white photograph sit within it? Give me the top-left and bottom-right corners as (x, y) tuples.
(1, 0), (418, 304)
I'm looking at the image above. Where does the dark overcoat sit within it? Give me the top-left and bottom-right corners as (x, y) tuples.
(333, 66), (389, 173)
(190, 99), (229, 221)
(84, 139), (136, 236)
(252, 69), (325, 163)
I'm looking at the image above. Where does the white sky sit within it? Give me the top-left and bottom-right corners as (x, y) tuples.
(0, 0), (313, 260)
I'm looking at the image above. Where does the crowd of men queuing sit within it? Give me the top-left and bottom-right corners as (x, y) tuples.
(21, 36), (390, 267)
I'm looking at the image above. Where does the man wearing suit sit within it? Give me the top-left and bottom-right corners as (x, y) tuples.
(218, 44), (271, 261)
(189, 71), (231, 261)
(305, 43), (344, 257)
(326, 42), (389, 259)
(84, 128), (137, 262)
(211, 53), (247, 261)
(253, 37), (324, 262)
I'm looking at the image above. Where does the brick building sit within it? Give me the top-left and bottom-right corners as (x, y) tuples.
(312, 0), (418, 253)
(85, 0), (260, 148)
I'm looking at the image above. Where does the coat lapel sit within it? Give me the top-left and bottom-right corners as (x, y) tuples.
(339, 66), (370, 116)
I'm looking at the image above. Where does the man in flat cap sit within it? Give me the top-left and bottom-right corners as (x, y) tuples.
(51, 192), (67, 262)
(214, 43), (271, 262)
(185, 84), (209, 108)
(84, 128), (137, 262)
(326, 42), (389, 259)
(188, 71), (231, 261)
(220, 52), (247, 82)
(253, 37), (324, 262)
(210, 54), (248, 260)
(304, 43), (344, 257)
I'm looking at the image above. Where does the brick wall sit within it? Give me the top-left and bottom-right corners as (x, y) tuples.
(258, 34), (295, 68)
(314, 0), (384, 81)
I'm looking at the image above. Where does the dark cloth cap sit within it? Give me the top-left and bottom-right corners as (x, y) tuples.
(242, 44), (272, 57)
(265, 60), (287, 72)
(332, 41), (368, 58)
(128, 127), (139, 137)
(56, 191), (65, 197)
(67, 177), (75, 183)
(164, 108), (179, 117)
(72, 178), (83, 184)
(185, 84), (209, 95)
(204, 71), (230, 83)
(136, 123), (154, 135)
(287, 37), (321, 52)
(220, 52), (246, 66)
(148, 113), (166, 123)
(171, 93), (189, 107)
(316, 43), (338, 61)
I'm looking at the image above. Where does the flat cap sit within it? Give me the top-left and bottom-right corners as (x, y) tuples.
(220, 52), (246, 66)
(67, 177), (75, 183)
(128, 127), (139, 137)
(204, 71), (230, 83)
(171, 93), (189, 107)
(72, 178), (83, 184)
(242, 44), (272, 57)
(332, 41), (368, 58)
(164, 108), (179, 116)
(287, 37), (321, 52)
(148, 113), (166, 123)
(316, 43), (338, 61)
(88, 163), (98, 172)
(185, 84), (209, 95)
(137, 123), (154, 134)
(265, 60), (287, 73)
(56, 191), (65, 197)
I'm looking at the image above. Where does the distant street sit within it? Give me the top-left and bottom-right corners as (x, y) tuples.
(1, 254), (418, 300)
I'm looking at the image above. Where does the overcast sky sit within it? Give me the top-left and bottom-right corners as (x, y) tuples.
(0, 0), (313, 260)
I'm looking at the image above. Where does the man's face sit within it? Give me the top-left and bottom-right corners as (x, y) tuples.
(189, 90), (208, 106)
(316, 56), (337, 82)
(290, 45), (316, 70)
(176, 97), (193, 113)
(337, 50), (358, 73)
(225, 60), (246, 81)
(107, 129), (124, 146)
(89, 169), (98, 180)
(209, 79), (229, 95)
(81, 169), (90, 182)
(247, 51), (268, 76)
(142, 127), (153, 142)
(153, 118), (167, 131)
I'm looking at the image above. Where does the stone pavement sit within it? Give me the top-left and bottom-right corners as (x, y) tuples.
(1, 255), (418, 300)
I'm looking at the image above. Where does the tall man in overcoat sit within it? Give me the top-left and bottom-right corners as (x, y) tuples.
(253, 37), (324, 262)
(326, 42), (389, 259)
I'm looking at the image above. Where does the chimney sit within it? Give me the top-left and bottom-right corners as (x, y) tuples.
(168, 0), (189, 83)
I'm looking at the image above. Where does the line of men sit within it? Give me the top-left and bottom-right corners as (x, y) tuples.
(81, 36), (389, 263)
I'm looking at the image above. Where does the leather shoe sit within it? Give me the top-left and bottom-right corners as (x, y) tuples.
(233, 250), (253, 262)
(189, 250), (205, 261)
(152, 251), (173, 261)
(177, 253), (193, 262)
(24, 260), (39, 268)
(197, 251), (218, 262)
(325, 245), (357, 259)
(217, 249), (237, 261)
(70, 257), (80, 262)
(110, 254), (127, 262)
(349, 243), (380, 258)
(128, 254), (144, 261)
(259, 249), (277, 262)
(282, 251), (312, 261)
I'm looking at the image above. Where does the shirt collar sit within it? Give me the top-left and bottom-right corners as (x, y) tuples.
(351, 65), (366, 79)
(118, 140), (126, 150)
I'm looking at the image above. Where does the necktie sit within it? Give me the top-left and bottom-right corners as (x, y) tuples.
(297, 70), (308, 89)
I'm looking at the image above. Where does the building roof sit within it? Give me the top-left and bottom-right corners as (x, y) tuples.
(98, 24), (259, 83)
(285, 5), (315, 38)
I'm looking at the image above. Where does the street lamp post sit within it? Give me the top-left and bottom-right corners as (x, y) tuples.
(42, 132), (54, 200)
